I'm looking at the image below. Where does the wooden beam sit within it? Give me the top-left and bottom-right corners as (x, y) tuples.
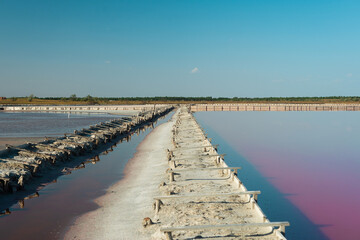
(154, 191), (260, 200)
(176, 126), (203, 130)
(169, 154), (226, 162)
(174, 144), (218, 150)
(168, 167), (241, 173)
(167, 167), (241, 182)
(176, 128), (204, 132)
(161, 222), (290, 236)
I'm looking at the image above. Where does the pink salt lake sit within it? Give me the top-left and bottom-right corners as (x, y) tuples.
(196, 111), (360, 240)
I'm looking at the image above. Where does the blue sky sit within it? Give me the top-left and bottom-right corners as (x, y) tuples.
(0, 0), (359, 97)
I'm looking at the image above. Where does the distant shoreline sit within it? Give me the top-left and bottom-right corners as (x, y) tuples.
(2, 103), (360, 113)
(1, 96), (360, 106)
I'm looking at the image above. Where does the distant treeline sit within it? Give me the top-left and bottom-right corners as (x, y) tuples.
(1, 95), (360, 105)
(41, 96), (360, 102)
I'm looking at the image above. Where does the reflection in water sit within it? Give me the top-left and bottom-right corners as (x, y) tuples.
(13, 192), (40, 210)
(75, 162), (86, 169)
(24, 192), (39, 200)
(17, 192), (41, 209)
(91, 155), (100, 164)
(0, 208), (11, 216)
(18, 200), (24, 209)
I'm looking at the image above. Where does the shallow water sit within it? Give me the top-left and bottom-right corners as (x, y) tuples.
(0, 112), (123, 137)
(0, 112), (172, 240)
(195, 111), (360, 240)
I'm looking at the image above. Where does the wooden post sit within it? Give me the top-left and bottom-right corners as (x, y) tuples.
(169, 172), (175, 182)
(280, 225), (286, 234)
(160, 221), (289, 235)
(155, 199), (160, 213)
(253, 193), (258, 201)
(164, 231), (173, 240)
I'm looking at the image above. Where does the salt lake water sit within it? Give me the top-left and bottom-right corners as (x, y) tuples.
(0, 112), (124, 137)
(1, 110), (357, 239)
(195, 111), (360, 240)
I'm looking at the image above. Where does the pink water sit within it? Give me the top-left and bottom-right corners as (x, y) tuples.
(196, 111), (360, 240)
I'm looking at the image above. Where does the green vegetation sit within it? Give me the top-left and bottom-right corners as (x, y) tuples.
(27, 94), (36, 102)
(69, 94), (77, 101)
(0, 96), (360, 105)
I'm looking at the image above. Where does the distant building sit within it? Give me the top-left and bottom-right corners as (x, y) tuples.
(0, 97), (6, 100)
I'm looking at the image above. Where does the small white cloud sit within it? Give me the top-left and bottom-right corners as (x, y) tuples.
(105, 60), (111, 64)
(346, 73), (352, 77)
(191, 67), (199, 74)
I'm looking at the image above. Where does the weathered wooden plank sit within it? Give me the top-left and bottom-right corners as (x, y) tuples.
(173, 144), (218, 150)
(161, 221), (290, 239)
(168, 166), (241, 173)
(169, 154), (226, 162)
(154, 191), (260, 200)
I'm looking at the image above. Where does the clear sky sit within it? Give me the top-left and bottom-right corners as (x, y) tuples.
(1, 0), (359, 98)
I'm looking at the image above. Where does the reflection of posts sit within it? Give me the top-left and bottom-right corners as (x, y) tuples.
(18, 199), (25, 208)
(92, 155), (100, 164)
(0, 208), (11, 216)
(75, 163), (85, 169)
(91, 155), (100, 164)
(24, 191), (39, 200)
(15, 192), (40, 209)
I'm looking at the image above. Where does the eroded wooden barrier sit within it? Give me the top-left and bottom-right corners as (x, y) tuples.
(0, 106), (174, 193)
(153, 191), (261, 213)
(161, 222), (290, 240)
(167, 166), (241, 182)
